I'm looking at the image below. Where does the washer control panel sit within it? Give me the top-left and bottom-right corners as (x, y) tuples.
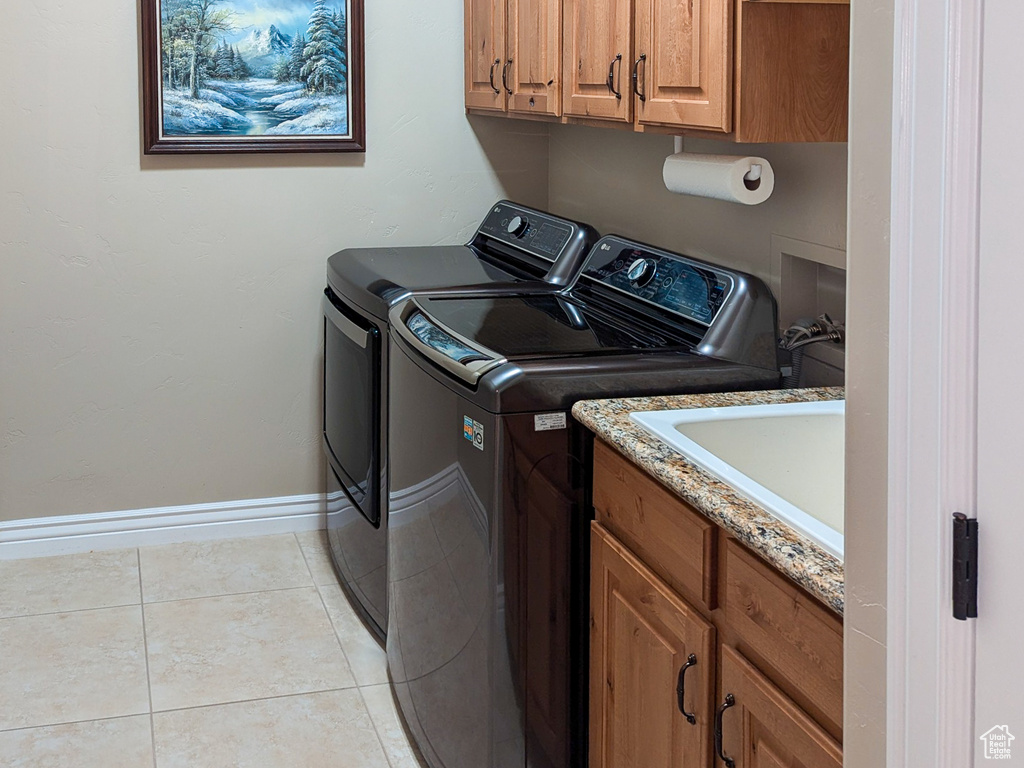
(582, 237), (735, 328)
(476, 202), (577, 261)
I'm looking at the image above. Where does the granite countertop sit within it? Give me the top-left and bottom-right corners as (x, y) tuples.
(572, 387), (846, 615)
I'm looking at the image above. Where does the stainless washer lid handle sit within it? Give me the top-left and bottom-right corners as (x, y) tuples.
(390, 300), (506, 386)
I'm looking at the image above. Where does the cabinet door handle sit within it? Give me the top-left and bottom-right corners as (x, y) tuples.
(676, 654), (698, 725)
(488, 58), (501, 94)
(632, 53), (647, 102)
(714, 694), (736, 768)
(502, 59), (513, 96)
(607, 53), (622, 99)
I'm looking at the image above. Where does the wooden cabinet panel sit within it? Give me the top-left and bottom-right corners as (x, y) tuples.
(590, 523), (715, 768)
(635, 0), (732, 131)
(465, 0), (507, 111)
(593, 440), (717, 610)
(562, 0), (632, 122)
(508, 0), (562, 116)
(733, 1), (849, 142)
(719, 645), (842, 768)
(722, 539), (843, 739)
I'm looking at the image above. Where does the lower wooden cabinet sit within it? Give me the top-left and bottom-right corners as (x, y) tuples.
(718, 645), (842, 768)
(590, 523), (715, 768)
(589, 443), (844, 767)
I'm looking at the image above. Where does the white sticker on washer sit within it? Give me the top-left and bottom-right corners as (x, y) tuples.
(472, 420), (485, 450)
(534, 413), (567, 431)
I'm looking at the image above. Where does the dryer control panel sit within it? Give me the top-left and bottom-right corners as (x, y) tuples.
(475, 202), (578, 262)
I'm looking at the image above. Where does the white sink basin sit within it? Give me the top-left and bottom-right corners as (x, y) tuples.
(630, 400), (845, 560)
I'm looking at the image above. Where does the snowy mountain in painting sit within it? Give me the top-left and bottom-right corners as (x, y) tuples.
(236, 26), (292, 76)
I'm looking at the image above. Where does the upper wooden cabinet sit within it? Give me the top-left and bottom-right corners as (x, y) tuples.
(562, 0), (633, 122)
(508, 0), (563, 115)
(468, 0), (849, 141)
(732, 0), (849, 142)
(634, 0), (732, 131)
(465, 0), (507, 111)
(466, 0), (563, 118)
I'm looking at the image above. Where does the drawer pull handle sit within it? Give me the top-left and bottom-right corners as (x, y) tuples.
(715, 694), (736, 767)
(676, 654), (698, 724)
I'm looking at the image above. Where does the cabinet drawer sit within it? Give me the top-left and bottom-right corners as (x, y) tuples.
(719, 645), (842, 768)
(723, 538), (843, 738)
(592, 440), (716, 610)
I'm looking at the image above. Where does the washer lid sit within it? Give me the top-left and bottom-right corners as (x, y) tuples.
(410, 293), (693, 360)
(327, 245), (517, 320)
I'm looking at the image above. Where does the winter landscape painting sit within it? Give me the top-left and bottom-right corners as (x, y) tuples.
(141, 0), (365, 153)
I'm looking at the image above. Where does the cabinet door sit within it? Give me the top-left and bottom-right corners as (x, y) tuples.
(508, 0), (562, 116)
(590, 523), (714, 768)
(718, 646), (842, 768)
(562, 0), (632, 122)
(466, 0), (507, 111)
(634, 0), (731, 131)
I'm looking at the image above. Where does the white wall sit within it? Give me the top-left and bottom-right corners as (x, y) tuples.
(0, 0), (548, 522)
(547, 125), (848, 281)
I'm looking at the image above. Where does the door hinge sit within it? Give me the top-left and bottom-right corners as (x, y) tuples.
(952, 512), (978, 620)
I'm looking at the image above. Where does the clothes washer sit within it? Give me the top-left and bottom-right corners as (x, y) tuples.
(385, 235), (781, 768)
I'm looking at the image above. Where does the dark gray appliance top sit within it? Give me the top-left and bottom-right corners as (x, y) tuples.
(391, 322), (779, 414)
(572, 236), (779, 372)
(326, 201), (598, 320)
(386, 233), (782, 413)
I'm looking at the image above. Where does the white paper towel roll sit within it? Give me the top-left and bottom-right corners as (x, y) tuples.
(662, 152), (775, 205)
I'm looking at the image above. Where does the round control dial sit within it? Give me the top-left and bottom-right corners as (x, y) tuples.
(506, 215), (529, 238)
(627, 258), (657, 287)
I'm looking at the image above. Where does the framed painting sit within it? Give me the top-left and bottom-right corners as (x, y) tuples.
(141, 0), (364, 153)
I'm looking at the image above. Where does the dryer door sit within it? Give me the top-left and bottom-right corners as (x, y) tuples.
(323, 288), (382, 526)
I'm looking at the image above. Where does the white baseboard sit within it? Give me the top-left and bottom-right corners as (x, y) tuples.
(0, 494), (327, 560)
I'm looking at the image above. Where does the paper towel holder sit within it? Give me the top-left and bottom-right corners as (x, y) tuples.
(743, 165), (763, 191)
(673, 135), (765, 193)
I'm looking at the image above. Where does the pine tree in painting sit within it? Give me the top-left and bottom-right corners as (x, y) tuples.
(287, 32), (308, 82)
(331, 9), (346, 50)
(211, 40), (233, 78)
(301, 0), (346, 94)
(231, 45), (252, 78)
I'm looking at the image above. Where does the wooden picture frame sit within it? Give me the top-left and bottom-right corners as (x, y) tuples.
(140, 0), (364, 153)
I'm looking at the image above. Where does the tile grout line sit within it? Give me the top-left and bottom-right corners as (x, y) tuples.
(148, 684), (367, 716)
(295, 533), (396, 767)
(357, 685), (399, 768)
(297, 534), (358, 673)
(0, 712), (152, 737)
(0, 684), (381, 736)
(141, 583), (314, 607)
(0, 600), (144, 623)
(137, 548), (159, 768)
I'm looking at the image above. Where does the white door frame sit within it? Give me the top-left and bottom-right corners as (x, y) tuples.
(887, 0), (983, 763)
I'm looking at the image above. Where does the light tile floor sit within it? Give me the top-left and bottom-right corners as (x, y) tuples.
(0, 532), (421, 768)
